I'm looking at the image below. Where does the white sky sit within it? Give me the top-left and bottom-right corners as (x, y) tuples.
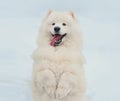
(0, 0), (120, 19)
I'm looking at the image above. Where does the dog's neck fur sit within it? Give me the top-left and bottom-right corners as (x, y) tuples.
(33, 33), (85, 64)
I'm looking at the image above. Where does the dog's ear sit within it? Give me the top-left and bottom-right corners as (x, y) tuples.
(69, 11), (77, 21)
(44, 10), (53, 20)
(46, 10), (53, 17)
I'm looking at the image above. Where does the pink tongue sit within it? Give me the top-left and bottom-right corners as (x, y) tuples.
(50, 35), (62, 46)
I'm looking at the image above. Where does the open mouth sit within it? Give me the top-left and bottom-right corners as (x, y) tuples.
(50, 33), (67, 47)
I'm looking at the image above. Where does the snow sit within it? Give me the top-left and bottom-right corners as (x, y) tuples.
(0, 16), (120, 101)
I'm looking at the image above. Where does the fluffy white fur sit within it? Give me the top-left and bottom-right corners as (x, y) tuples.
(32, 10), (87, 101)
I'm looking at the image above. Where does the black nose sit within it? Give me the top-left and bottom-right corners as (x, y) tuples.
(54, 27), (60, 32)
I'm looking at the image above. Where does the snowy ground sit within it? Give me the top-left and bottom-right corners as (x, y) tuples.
(0, 16), (120, 101)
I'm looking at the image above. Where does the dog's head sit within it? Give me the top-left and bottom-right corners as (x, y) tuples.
(40, 10), (80, 47)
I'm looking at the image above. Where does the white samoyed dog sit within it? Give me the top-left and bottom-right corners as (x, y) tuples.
(32, 10), (87, 101)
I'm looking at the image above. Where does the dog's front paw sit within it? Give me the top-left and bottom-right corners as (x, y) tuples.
(39, 70), (57, 98)
(44, 84), (56, 98)
(55, 83), (72, 99)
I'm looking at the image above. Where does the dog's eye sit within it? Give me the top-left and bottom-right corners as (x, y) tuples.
(62, 23), (66, 26)
(52, 23), (55, 26)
